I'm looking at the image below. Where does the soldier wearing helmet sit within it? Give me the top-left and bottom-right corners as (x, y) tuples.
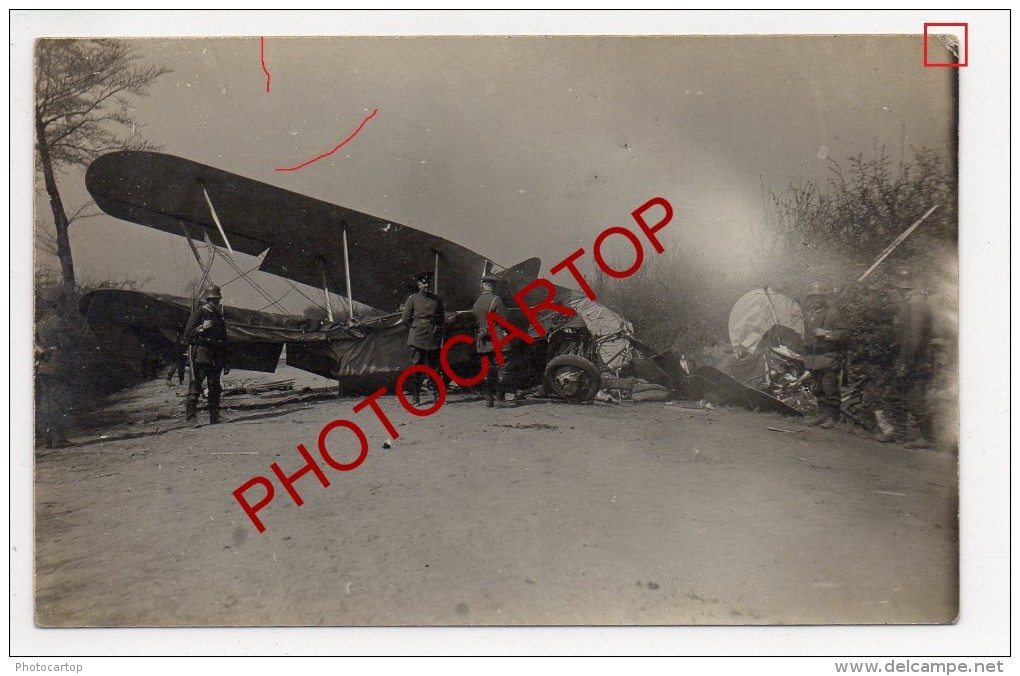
(802, 282), (846, 429)
(877, 267), (935, 448)
(182, 284), (231, 426)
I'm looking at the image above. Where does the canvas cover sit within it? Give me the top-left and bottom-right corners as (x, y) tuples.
(564, 296), (634, 369)
(80, 289), (481, 387)
(728, 288), (805, 357)
(290, 309), (478, 385)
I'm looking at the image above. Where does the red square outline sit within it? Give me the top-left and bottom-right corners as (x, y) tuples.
(924, 22), (968, 67)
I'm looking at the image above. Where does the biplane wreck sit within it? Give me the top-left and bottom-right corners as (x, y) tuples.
(81, 151), (800, 414)
(81, 151), (644, 402)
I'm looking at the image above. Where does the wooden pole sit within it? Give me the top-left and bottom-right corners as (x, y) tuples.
(857, 205), (939, 283)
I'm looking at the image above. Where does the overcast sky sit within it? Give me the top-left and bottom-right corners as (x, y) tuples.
(36, 32), (956, 311)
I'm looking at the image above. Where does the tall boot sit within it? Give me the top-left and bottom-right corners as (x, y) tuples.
(208, 376), (225, 423)
(185, 399), (198, 427)
(804, 412), (826, 426)
(494, 385), (516, 409)
(873, 409), (897, 443)
(208, 390), (224, 424)
(903, 414), (933, 449)
(410, 374), (421, 406)
(483, 381), (495, 408)
(818, 405), (837, 429)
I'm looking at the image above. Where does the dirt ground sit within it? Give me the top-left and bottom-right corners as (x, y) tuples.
(34, 367), (958, 627)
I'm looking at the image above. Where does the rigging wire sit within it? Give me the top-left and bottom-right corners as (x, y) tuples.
(202, 231), (290, 314)
(279, 279), (335, 316)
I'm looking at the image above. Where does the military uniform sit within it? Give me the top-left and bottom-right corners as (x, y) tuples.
(166, 327), (187, 385)
(401, 274), (444, 403)
(893, 288), (935, 446)
(183, 287), (230, 425)
(802, 291), (846, 428)
(473, 279), (511, 407)
(35, 309), (71, 447)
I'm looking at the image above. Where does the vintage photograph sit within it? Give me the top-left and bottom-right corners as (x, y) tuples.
(30, 32), (962, 630)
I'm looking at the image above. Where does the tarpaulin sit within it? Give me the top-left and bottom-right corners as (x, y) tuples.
(564, 296), (634, 369)
(728, 288), (804, 357)
(291, 310), (480, 384)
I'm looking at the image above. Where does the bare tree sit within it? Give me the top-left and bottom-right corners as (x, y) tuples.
(34, 199), (101, 258)
(35, 39), (171, 289)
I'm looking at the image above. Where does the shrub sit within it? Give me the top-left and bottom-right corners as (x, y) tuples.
(35, 270), (155, 428)
(593, 147), (958, 420)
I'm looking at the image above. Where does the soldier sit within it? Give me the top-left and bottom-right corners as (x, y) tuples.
(473, 273), (516, 408)
(35, 291), (71, 447)
(165, 349), (187, 385)
(876, 268), (935, 448)
(183, 284), (230, 426)
(802, 282), (846, 429)
(400, 271), (445, 406)
(165, 326), (187, 385)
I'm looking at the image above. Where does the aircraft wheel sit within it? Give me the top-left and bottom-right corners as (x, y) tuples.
(543, 355), (601, 402)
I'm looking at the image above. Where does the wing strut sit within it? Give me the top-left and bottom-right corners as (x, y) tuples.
(198, 180), (235, 255)
(342, 226), (355, 324)
(433, 251), (440, 295)
(179, 221), (216, 310)
(318, 258), (335, 322)
(179, 221), (205, 268)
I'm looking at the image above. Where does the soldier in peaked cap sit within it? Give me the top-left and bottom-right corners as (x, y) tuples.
(473, 273), (517, 408)
(400, 271), (445, 405)
(182, 284), (231, 426)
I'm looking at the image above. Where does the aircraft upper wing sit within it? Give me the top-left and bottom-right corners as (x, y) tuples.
(85, 151), (493, 311)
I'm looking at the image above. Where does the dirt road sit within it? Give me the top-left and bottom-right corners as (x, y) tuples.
(34, 369), (958, 626)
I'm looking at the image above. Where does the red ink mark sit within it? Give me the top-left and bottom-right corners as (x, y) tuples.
(260, 37), (271, 92)
(923, 23), (968, 67)
(275, 109), (380, 172)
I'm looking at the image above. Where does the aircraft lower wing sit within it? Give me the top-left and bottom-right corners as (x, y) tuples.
(79, 289), (480, 389)
(79, 290), (321, 373)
